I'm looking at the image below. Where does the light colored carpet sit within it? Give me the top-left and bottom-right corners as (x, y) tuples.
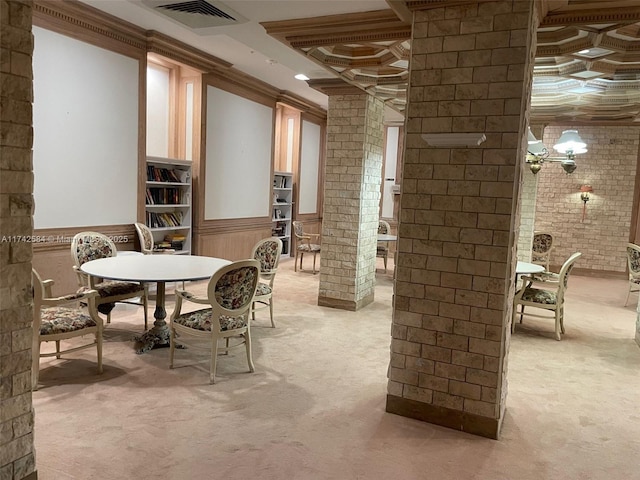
(33, 257), (640, 479)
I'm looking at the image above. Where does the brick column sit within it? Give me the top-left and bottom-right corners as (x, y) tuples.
(1, 1), (38, 479)
(312, 81), (384, 311)
(386, 0), (537, 438)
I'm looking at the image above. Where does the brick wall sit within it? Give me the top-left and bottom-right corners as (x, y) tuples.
(0, 1), (37, 479)
(318, 93), (384, 310)
(387, 0), (537, 438)
(535, 125), (640, 273)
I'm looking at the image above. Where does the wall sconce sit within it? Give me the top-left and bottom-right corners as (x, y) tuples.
(526, 128), (587, 175)
(580, 184), (593, 222)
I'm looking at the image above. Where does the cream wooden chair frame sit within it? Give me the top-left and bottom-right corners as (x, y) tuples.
(377, 219), (391, 273)
(532, 232), (554, 271)
(513, 252), (582, 341)
(71, 231), (149, 329)
(169, 259), (260, 384)
(250, 237), (283, 328)
(32, 269), (104, 390)
(134, 222), (175, 255)
(292, 221), (321, 274)
(625, 243), (640, 306)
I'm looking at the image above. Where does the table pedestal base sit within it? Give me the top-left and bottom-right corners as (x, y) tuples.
(133, 326), (170, 354)
(133, 280), (184, 354)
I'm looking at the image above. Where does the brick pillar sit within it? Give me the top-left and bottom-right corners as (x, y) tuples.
(386, 0), (537, 439)
(0, 1), (38, 479)
(314, 81), (384, 311)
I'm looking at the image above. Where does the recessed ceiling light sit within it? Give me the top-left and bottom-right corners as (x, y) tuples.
(578, 49), (590, 54)
(294, 74), (310, 81)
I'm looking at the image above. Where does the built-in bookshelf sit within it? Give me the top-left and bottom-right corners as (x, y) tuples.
(272, 171), (293, 255)
(145, 156), (192, 254)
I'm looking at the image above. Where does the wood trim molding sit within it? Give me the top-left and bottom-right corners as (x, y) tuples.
(307, 78), (367, 96)
(404, 0), (495, 12)
(195, 217), (273, 235)
(33, 0), (146, 57)
(540, 4), (640, 26)
(262, 9), (410, 48)
(145, 30), (232, 72)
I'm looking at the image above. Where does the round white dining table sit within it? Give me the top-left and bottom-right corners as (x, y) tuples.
(377, 233), (398, 242)
(515, 261), (545, 275)
(81, 255), (230, 354)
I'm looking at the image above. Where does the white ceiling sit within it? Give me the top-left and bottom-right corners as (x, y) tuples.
(80, 0), (393, 115)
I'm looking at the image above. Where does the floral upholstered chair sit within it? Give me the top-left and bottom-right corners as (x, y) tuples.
(250, 237), (283, 328)
(377, 220), (391, 273)
(512, 252), (582, 341)
(134, 222), (175, 255)
(169, 259), (260, 384)
(71, 231), (149, 328)
(32, 268), (104, 390)
(625, 243), (640, 306)
(532, 232), (554, 271)
(292, 221), (321, 274)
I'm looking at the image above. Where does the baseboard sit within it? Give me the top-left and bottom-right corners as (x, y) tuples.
(385, 394), (502, 440)
(317, 293), (374, 311)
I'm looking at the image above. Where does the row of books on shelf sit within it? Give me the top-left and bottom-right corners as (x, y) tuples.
(155, 233), (186, 251)
(146, 187), (183, 205)
(146, 211), (184, 228)
(147, 166), (183, 183)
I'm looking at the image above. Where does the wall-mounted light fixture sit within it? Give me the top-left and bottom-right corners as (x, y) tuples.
(526, 128), (587, 175)
(580, 184), (593, 222)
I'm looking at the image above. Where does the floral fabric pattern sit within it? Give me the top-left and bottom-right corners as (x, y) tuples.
(255, 282), (272, 296)
(40, 307), (97, 335)
(73, 234), (115, 266)
(521, 287), (557, 305)
(378, 222), (389, 235)
(138, 225), (153, 250)
(254, 241), (279, 272)
(532, 233), (553, 260)
(214, 266), (257, 311)
(298, 243), (320, 252)
(627, 246), (640, 274)
(174, 309), (248, 332)
(79, 281), (142, 298)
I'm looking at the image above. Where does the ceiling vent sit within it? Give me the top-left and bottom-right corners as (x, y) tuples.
(141, 0), (248, 29)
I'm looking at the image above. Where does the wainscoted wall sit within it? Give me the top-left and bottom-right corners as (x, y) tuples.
(194, 224), (273, 261)
(535, 125), (640, 275)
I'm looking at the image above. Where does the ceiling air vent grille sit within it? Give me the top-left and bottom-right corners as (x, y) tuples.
(142, 0), (248, 30)
(157, 0), (236, 20)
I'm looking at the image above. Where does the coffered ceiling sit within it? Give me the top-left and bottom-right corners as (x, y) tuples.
(79, 0), (640, 124)
(264, 0), (640, 124)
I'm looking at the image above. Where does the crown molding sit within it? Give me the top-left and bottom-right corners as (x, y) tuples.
(34, 0), (147, 55)
(145, 31), (232, 72)
(404, 0), (494, 12)
(541, 5), (640, 26)
(262, 9), (410, 48)
(307, 78), (367, 96)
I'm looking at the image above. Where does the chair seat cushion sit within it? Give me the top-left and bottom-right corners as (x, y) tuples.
(631, 277), (640, 285)
(40, 307), (97, 335)
(377, 246), (389, 254)
(79, 281), (142, 298)
(174, 309), (247, 331)
(255, 283), (272, 296)
(521, 287), (557, 305)
(297, 244), (320, 252)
